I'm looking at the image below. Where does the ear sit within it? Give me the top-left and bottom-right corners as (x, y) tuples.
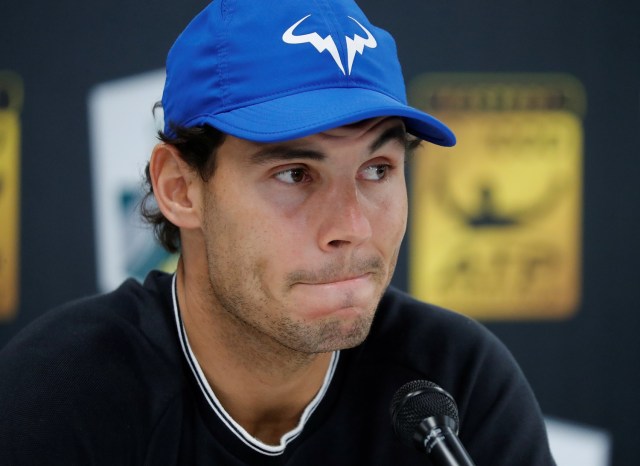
(149, 143), (202, 230)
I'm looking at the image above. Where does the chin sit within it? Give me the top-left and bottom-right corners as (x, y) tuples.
(308, 310), (375, 353)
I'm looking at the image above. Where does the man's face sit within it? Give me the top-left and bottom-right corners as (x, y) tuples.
(197, 117), (410, 354)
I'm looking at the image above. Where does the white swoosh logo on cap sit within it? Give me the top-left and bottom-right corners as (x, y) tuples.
(283, 15), (377, 75)
(345, 16), (377, 74)
(283, 15), (345, 74)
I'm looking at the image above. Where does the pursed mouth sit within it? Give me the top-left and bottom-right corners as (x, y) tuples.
(298, 272), (374, 286)
(287, 256), (385, 288)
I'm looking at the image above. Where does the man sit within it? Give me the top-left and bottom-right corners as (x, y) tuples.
(0, 0), (555, 464)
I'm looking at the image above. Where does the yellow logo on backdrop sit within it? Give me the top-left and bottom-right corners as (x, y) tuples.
(0, 72), (22, 320)
(409, 74), (584, 320)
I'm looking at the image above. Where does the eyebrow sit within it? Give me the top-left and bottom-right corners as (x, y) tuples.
(249, 146), (326, 165)
(249, 123), (413, 165)
(369, 123), (411, 153)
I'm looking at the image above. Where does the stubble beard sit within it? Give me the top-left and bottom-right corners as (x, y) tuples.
(203, 245), (397, 360)
(205, 260), (384, 357)
(200, 193), (401, 361)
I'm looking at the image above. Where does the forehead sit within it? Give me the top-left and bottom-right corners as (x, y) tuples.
(318, 117), (404, 138)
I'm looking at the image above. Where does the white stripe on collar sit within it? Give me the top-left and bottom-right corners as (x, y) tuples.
(171, 273), (340, 456)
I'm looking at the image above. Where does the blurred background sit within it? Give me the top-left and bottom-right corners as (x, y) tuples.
(1, 1), (638, 464)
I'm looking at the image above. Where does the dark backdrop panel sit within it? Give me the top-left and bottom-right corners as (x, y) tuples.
(2, 1), (639, 464)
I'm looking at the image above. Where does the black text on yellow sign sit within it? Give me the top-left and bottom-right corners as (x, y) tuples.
(0, 72), (22, 320)
(409, 74), (584, 320)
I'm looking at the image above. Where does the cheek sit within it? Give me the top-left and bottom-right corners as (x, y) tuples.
(206, 189), (303, 275)
(202, 188), (260, 268)
(372, 187), (408, 244)
(244, 187), (316, 254)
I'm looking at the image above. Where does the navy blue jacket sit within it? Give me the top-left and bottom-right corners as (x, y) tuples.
(0, 271), (555, 465)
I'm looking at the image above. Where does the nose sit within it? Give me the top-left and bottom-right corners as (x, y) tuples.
(317, 181), (373, 250)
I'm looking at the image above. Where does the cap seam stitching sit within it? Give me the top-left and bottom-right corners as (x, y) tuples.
(217, 0), (232, 109)
(203, 83), (403, 117)
(193, 107), (424, 135)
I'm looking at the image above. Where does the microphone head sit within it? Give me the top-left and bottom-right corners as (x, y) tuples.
(390, 380), (460, 447)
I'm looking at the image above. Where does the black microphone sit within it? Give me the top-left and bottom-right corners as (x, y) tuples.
(390, 380), (476, 466)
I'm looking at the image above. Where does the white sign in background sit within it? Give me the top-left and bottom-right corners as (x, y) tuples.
(87, 71), (611, 465)
(545, 417), (611, 466)
(88, 69), (169, 292)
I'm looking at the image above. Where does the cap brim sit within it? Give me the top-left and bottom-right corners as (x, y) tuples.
(185, 87), (455, 146)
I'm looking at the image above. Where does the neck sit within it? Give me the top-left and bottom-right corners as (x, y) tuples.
(175, 260), (334, 445)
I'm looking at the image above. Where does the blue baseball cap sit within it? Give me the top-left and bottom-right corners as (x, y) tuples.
(161, 0), (455, 146)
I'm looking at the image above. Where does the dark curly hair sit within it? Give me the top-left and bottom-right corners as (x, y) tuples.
(141, 124), (226, 253)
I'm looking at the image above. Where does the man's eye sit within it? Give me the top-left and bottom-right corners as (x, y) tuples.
(274, 168), (309, 184)
(360, 164), (390, 181)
